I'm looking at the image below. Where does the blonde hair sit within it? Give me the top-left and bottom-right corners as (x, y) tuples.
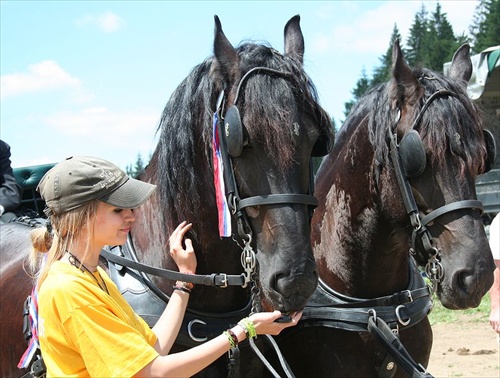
(29, 200), (100, 286)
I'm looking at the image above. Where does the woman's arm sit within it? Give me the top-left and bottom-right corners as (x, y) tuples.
(138, 311), (301, 377)
(151, 221), (196, 354)
(489, 265), (500, 333)
(151, 289), (190, 355)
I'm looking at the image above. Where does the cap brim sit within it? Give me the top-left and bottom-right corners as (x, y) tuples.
(99, 178), (156, 209)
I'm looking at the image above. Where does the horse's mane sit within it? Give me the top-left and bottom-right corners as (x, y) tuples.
(153, 41), (330, 222)
(364, 67), (486, 176)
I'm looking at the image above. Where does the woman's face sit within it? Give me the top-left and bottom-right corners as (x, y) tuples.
(92, 202), (135, 248)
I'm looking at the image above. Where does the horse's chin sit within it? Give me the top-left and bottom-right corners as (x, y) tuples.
(436, 286), (483, 310)
(260, 295), (307, 314)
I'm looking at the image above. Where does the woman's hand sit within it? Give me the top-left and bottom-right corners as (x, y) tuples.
(169, 221), (197, 274)
(248, 311), (302, 336)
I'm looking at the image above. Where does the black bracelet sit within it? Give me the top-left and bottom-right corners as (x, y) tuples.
(173, 285), (192, 294)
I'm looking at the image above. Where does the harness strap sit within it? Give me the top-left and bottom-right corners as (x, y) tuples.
(367, 316), (434, 378)
(101, 248), (246, 287)
(312, 284), (431, 309)
(302, 259), (433, 332)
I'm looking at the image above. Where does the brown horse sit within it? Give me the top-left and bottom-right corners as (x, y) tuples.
(271, 42), (496, 377)
(0, 15), (333, 377)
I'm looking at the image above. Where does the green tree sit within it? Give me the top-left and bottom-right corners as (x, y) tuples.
(470, 0), (500, 53)
(424, 2), (459, 71)
(343, 68), (370, 118)
(406, 4), (429, 67)
(126, 153), (145, 178)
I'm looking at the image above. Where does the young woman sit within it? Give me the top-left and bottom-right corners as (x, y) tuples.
(29, 155), (301, 377)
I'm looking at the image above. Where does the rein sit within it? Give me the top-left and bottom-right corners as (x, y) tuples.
(102, 238), (294, 378)
(388, 87), (484, 290)
(101, 244), (246, 288)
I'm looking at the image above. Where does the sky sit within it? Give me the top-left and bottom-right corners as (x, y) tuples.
(0, 0), (479, 170)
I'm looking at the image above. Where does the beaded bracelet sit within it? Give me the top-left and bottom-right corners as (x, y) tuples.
(173, 285), (192, 294)
(175, 280), (194, 291)
(237, 317), (256, 339)
(223, 329), (239, 348)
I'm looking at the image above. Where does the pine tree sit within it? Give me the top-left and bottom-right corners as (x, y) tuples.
(126, 153), (146, 178)
(406, 4), (429, 67)
(425, 3), (459, 71)
(343, 68), (370, 118)
(470, 0), (500, 53)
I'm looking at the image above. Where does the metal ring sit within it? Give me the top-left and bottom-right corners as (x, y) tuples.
(188, 319), (207, 342)
(368, 308), (377, 322)
(395, 305), (411, 326)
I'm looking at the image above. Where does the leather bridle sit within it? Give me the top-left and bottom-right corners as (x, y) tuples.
(388, 87), (484, 290)
(216, 66), (319, 244)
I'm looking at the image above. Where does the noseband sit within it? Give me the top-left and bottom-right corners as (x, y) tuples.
(388, 87), (484, 290)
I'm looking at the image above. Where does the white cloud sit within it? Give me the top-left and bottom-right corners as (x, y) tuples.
(0, 60), (81, 100)
(36, 106), (159, 169)
(310, 1), (478, 56)
(75, 12), (124, 33)
(42, 106), (158, 145)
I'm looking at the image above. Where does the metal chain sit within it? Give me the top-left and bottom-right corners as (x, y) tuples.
(240, 236), (256, 288)
(250, 269), (261, 315)
(425, 250), (444, 293)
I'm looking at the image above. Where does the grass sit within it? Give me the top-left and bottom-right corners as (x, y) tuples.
(428, 291), (491, 325)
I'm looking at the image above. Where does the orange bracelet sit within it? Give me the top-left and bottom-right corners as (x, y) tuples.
(175, 280), (194, 290)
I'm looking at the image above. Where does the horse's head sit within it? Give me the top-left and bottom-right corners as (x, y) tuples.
(209, 15), (333, 312)
(376, 41), (495, 309)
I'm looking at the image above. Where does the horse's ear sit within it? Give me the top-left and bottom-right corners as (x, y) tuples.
(481, 128), (497, 174)
(213, 15), (239, 83)
(390, 39), (420, 106)
(448, 43), (472, 84)
(284, 15), (304, 64)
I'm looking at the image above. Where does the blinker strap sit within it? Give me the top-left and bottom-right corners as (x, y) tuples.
(388, 128), (419, 220)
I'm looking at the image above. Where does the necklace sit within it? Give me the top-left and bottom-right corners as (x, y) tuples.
(67, 252), (109, 294)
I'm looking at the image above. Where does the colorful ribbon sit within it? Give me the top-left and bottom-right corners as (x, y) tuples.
(17, 285), (40, 369)
(212, 112), (232, 237)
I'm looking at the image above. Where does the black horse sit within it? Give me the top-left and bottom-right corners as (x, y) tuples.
(0, 15), (333, 378)
(122, 14), (334, 377)
(272, 41), (496, 377)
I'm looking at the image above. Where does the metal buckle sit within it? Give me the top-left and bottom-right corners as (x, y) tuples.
(219, 273), (228, 288)
(403, 289), (413, 303)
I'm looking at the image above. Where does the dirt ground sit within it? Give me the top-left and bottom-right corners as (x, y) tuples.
(427, 313), (499, 378)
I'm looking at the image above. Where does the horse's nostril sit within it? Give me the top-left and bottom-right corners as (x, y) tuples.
(274, 273), (287, 294)
(456, 270), (475, 295)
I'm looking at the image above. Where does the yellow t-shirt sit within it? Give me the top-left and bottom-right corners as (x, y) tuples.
(38, 261), (159, 377)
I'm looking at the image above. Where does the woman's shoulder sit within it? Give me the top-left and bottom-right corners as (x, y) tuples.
(40, 261), (97, 299)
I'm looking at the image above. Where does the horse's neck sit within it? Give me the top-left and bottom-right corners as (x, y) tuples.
(315, 124), (410, 298)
